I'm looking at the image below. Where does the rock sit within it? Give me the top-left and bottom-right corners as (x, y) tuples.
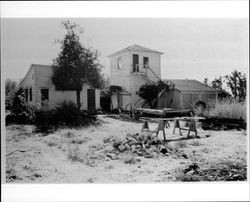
(106, 153), (118, 160)
(131, 145), (136, 151)
(113, 141), (120, 149)
(144, 153), (153, 158)
(118, 144), (126, 152)
(159, 146), (168, 154)
(181, 153), (188, 159)
(152, 152), (159, 158)
(135, 144), (142, 150)
(124, 143), (131, 150)
(136, 151), (144, 156)
(135, 158), (141, 162)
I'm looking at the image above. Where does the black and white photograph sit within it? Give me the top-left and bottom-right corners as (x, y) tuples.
(1, 1), (249, 201)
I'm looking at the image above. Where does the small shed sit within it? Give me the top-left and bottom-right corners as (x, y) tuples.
(19, 64), (101, 110)
(157, 79), (220, 109)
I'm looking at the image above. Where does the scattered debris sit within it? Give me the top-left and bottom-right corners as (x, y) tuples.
(103, 133), (188, 160)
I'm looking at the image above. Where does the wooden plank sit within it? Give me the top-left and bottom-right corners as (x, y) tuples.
(135, 108), (165, 115)
(163, 109), (192, 113)
(140, 117), (175, 121)
(175, 117), (205, 120)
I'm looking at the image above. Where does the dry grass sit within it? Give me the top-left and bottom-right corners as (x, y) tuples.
(208, 100), (246, 120)
(174, 141), (187, 148)
(189, 140), (202, 146)
(68, 143), (83, 162)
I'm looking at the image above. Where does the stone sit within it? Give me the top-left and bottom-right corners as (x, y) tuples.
(159, 146), (168, 154)
(124, 143), (131, 150)
(106, 153), (118, 160)
(136, 151), (144, 156)
(144, 153), (153, 158)
(118, 144), (126, 152)
(131, 145), (136, 151)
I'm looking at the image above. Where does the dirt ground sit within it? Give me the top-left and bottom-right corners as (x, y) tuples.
(5, 116), (247, 183)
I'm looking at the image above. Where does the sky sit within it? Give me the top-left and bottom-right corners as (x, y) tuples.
(2, 18), (248, 84)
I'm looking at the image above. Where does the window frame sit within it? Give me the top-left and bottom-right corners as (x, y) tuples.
(117, 57), (122, 69)
(40, 88), (49, 101)
(132, 54), (139, 72)
(143, 57), (149, 68)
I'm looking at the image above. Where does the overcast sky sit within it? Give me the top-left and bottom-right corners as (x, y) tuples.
(2, 18), (248, 83)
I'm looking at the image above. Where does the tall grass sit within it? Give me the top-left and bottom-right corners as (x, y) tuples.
(208, 100), (246, 121)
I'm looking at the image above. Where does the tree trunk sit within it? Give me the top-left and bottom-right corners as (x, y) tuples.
(76, 90), (81, 110)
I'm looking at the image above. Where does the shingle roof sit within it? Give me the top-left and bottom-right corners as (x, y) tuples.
(108, 44), (164, 57)
(19, 64), (52, 86)
(31, 64), (51, 69)
(164, 79), (220, 92)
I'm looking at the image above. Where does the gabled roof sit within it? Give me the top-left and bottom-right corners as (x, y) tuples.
(19, 64), (52, 86)
(164, 79), (220, 92)
(108, 44), (164, 57)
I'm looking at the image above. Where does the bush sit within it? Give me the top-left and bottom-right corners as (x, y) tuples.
(34, 101), (97, 133)
(6, 88), (35, 124)
(208, 100), (246, 121)
(54, 101), (81, 126)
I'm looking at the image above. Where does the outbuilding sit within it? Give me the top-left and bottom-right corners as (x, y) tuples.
(19, 64), (101, 110)
(157, 79), (220, 109)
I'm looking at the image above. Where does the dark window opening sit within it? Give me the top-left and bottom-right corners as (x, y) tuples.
(117, 57), (122, 69)
(41, 89), (49, 101)
(29, 88), (32, 101)
(143, 57), (149, 68)
(25, 89), (28, 102)
(133, 54), (139, 72)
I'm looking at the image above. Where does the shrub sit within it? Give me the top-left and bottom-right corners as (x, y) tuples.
(54, 101), (81, 126)
(6, 88), (35, 124)
(208, 100), (246, 121)
(34, 109), (56, 133)
(34, 101), (97, 133)
(5, 79), (17, 110)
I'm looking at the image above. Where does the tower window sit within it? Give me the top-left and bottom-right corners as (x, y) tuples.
(133, 54), (139, 72)
(143, 57), (149, 68)
(117, 57), (122, 69)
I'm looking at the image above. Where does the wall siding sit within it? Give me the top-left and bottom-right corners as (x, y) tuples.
(21, 65), (100, 110)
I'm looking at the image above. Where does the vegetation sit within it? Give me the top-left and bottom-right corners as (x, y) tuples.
(6, 88), (35, 124)
(34, 101), (97, 133)
(52, 20), (104, 109)
(225, 70), (246, 102)
(208, 99), (246, 121)
(204, 70), (246, 101)
(5, 79), (18, 110)
(137, 80), (175, 108)
(175, 160), (247, 182)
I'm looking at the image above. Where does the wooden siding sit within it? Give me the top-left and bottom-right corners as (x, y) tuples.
(20, 65), (101, 110)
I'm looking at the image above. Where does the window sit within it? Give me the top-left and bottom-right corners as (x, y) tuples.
(117, 57), (122, 69)
(41, 89), (49, 101)
(143, 57), (149, 68)
(132, 54), (139, 72)
(25, 89), (28, 102)
(29, 88), (32, 101)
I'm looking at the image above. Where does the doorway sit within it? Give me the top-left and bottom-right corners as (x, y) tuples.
(87, 89), (96, 111)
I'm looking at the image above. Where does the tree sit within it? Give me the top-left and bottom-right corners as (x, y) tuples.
(52, 21), (104, 109)
(211, 76), (223, 90)
(5, 79), (17, 110)
(203, 77), (209, 86)
(211, 76), (231, 100)
(225, 70), (246, 101)
(137, 80), (174, 108)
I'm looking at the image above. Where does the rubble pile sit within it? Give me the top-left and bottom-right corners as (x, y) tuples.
(103, 133), (188, 160)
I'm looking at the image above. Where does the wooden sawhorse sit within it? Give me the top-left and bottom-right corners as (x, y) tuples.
(141, 119), (168, 141)
(173, 118), (199, 138)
